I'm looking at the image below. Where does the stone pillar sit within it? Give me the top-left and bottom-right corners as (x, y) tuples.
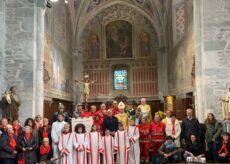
(194, 0), (230, 122)
(0, 0), (5, 116)
(73, 51), (84, 104)
(2, 0), (47, 122)
(35, 0), (47, 116)
(157, 37), (168, 101)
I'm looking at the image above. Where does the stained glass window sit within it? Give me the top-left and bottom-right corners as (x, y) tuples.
(114, 69), (128, 90)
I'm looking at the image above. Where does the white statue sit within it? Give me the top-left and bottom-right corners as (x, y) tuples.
(220, 88), (230, 118)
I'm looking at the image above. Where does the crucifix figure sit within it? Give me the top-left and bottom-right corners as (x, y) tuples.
(75, 74), (96, 102)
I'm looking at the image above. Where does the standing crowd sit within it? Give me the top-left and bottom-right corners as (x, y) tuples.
(0, 98), (230, 164)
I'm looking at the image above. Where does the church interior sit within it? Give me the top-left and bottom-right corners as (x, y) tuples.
(0, 0), (230, 123)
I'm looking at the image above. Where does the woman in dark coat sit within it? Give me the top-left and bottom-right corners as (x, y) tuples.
(17, 126), (38, 164)
(0, 125), (17, 164)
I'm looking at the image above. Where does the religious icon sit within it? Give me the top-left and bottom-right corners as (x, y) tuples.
(106, 20), (132, 59)
(75, 74), (96, 102)
(88, 34), (100, 59)
(139, 31), (151, 57)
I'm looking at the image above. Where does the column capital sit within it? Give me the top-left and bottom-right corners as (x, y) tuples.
(36, 0), (49, 9)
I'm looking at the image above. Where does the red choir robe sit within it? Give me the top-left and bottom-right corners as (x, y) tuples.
(86, 132), (102, 164)
(73, 133), (87, 164)
(58, 132), (73, 164)
(101, 135), (115, 164)
(114, 130), (130, 164)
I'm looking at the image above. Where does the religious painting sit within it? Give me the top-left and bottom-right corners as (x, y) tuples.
(44, 37), (72, 94)
(139, 31), (151, 57)
(87, 34), (100, 59)
(106, 20), (132, 59)
(114, 69), (128, 90)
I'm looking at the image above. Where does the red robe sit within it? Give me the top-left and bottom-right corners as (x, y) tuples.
(138, 123), (151, 160)
(80, 111), (93, 118)
(110, 106), (119, 116)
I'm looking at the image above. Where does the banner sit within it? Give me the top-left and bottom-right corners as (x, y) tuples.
(71, 117), (94, 132)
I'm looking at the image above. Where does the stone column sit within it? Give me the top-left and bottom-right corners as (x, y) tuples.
(73, 51), (84, 104)
(194, 0), (230, 122)
(35, 0), (47, 116)
(2, 0), (48, 122)
(157, 37), (168, 101)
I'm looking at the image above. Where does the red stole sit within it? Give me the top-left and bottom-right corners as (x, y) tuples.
(171, 120), (175, 135)
(40, 144), (51, 155)
(13, 125), (20, 137)
(9, 133), (16, 150)
(25, 133), (31, 141)
(104, 136), (114, 164)
(218, 141), (229, 155)
(42, 126), (49, 138)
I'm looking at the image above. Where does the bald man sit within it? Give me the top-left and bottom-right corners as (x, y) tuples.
(137, 98), (152, 123)
(102, 109), (118, 136)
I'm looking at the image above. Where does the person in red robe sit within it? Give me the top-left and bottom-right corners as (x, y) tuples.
(110, 100), (119, 116)
(151, 114), (165, 163)
(96, 103), (107, 118)
(138, 117), (151, 163)
(90, 105), (97, 118)
(80, 107), (93, 118)
(94, 114), (103, 135)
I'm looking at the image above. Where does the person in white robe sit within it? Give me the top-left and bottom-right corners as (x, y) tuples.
(73, 123), (87, 164)
(114, 122), (130, 164)
(127, 119), (140, 164)
(58, 123), (73, 164)
(86, 124), (102, 164)
(51, 113), (66, 161)
(101, 129), (115, 164)
(165, 114), (181, 147)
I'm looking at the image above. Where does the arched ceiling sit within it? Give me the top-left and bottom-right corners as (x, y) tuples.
(66, 0), (170, 49)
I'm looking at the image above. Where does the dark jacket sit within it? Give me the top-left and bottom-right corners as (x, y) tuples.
(51, 111), (70, 123)
(17, 133), (38, 164)
(158, 142), (181, 156)
(38, 126), (52, 144)
(181, 117), (201, 140)
(102, 116), (118, 134)
(217, 141), (230, 162)
(185, 141), (204, 156)
(0, 133), (17, 158)
(205, 121), (223, 143)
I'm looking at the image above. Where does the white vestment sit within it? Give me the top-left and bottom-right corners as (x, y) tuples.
(127, 126), (140, 164)
(51, 121), (66, 160)
(101, 135), (115, 164)
(73, 133), (87, 164)
(58, 132), (73, 164)
(86, 132), (102, 164)
(114, 130), (130, 164)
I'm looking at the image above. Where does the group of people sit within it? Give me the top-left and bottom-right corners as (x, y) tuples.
(0, 98), (230, 164)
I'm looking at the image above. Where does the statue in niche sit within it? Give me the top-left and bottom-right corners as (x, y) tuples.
(75, 74), (96, 102)
(1, 86), (21, 121)
(139, 31), (151, 57)
(88, 34), (100, 59)
(220, 88), (230, 118)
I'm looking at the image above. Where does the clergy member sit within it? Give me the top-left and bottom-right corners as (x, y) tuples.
(137, 98), (152, 123)
(116, 101), (129, 129)
(51, 113), (66, 160)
